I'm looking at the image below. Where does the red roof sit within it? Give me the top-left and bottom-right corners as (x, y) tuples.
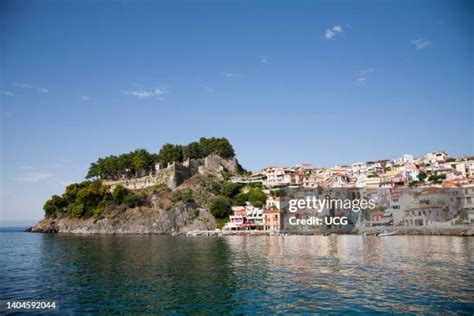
(263, 209), (280, 214)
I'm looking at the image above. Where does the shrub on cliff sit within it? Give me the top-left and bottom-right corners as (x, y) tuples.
(210, 196), (231, 218)
(43, 180), (112, 218)
(112, 185), (128, 204)
(200, 177), (222, 194)
(220, 182), (242, 198)
(123, 194), (140, 208)
(170, 189), (195, 204)
(44, 180), (143, 219)
(112, 185), (140, 208)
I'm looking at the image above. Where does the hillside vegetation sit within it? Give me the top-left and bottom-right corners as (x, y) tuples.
(86, 137), (235, 180)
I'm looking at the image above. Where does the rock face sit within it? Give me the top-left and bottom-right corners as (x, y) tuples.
(29, 205), (216, 235)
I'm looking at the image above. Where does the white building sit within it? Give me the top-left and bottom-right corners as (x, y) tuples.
(423, 151), (448, 165)
(392, 154), (414, 165)
(262, 167), (297, 187)
(446, 157), (474, 178)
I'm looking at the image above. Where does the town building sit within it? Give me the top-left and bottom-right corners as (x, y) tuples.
(392, 154), (414, 165)
(446, 157), (474, 178)
(263, 210), (281, 231)
(423, 151), (448, 165)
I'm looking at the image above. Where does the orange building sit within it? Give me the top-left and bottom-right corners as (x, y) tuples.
(263, 210), (281, 231)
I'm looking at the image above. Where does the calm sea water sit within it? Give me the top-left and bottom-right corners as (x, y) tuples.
(0, 230), (473, 314)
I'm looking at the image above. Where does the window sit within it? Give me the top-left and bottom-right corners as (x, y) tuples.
(467, 197), (472, 204)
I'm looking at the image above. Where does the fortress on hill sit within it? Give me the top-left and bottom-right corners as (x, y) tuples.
(103, 154), (242, 190)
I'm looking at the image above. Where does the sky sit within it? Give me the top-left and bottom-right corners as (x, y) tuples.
(0, 0), (473, 224)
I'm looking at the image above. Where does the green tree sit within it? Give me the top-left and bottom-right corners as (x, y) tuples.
(158, 144), (183, 166)
(234, 192), (249, 206)
(210, 196), (231, 218)
(248, 188), (266, 208)
(43, 195), (65, 218)
(418, 171), (428, 181)
(112, 185), (128, 204)
(199, 137), (235, 158)
(220, 182), (242, 198)
(123, 194), (140, 208)
(183, 142), (204, 160)
(86, 163), (100, 179)
(132, 149), (155, 175)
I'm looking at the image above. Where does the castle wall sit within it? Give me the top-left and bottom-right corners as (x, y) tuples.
(103, 154), (240, 191)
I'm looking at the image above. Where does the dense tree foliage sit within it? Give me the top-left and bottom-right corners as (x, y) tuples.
(86, 137), (235, 180)
(220, 182), (242, 198)
(43, 181), (141, 219)
(43, 181), (111, 218)
(157, 144), (183, 166)
(210, 196), (232, 218)
(198, 137), (235, 158)
(43, 195), (66, 218)
(248, 188), (267, 207)
(86, 149), (157, 180)
(112, 185), (140, 208)
(182, 141), (204, 160)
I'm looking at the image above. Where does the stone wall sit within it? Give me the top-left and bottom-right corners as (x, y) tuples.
(104, 154), (241, 191)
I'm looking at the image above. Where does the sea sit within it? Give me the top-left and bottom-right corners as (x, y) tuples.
(0, 228), (473, 314)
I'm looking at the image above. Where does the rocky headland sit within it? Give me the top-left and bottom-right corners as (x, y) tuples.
(28, 137), (246, 235)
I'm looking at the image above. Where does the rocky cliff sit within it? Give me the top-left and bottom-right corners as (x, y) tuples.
(29, 204), (216, 234)
(30, 154), (244, 235)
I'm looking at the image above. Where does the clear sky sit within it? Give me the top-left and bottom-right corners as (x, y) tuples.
(1, 0), (473, 223)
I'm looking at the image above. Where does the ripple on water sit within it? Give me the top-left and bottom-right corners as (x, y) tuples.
(0, 233), (473, 314)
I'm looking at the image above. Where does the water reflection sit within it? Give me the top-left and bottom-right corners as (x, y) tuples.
(0, 233), (473, 314)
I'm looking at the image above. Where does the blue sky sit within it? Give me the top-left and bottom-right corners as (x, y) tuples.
(1, 0), (473, 223)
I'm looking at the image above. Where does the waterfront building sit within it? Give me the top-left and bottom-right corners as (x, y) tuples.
(263, 209), (281, 231)
(368, 211), (391, 226)
(224, 208), (247, 230)
(459, 184), (474, 223)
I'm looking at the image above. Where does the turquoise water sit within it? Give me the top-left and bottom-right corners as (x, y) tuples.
(1, 230), (473, 314)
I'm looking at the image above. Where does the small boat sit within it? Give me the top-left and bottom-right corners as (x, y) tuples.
(377, 231), (396, 237)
